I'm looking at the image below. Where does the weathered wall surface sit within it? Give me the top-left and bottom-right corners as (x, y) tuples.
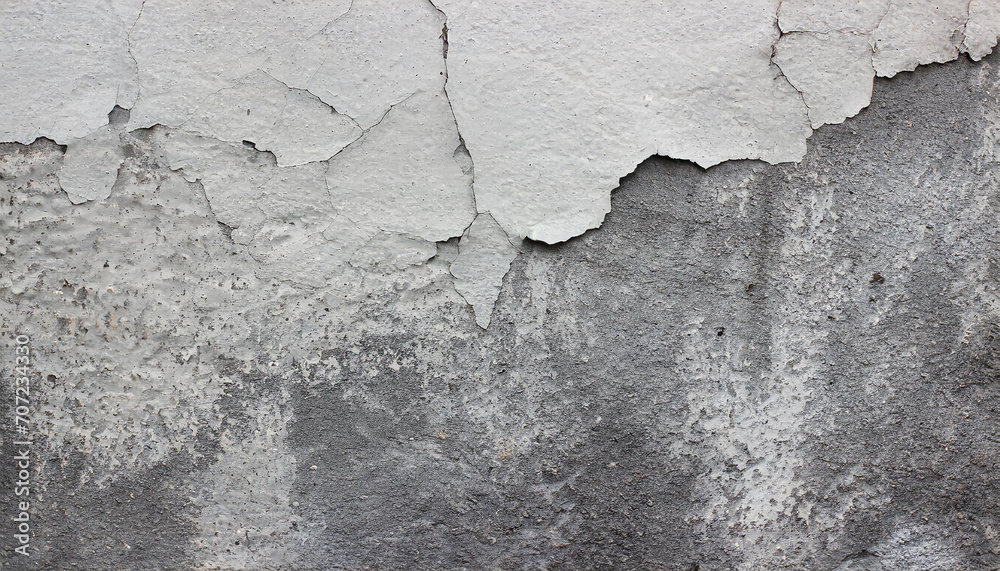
(2, 1), (1000, 570)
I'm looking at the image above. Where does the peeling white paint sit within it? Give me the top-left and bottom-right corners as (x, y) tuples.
(965, 0), (1000, 60)
(58, 124), (125, 204)
(3, 0), (1000, 325)
(872, 0), (970, 77)
(773, 32), (875, 128)
(0, 0), (138, 143)
(325, 90), (476, 243)
(445, 0), (810, 244)
(263, 0), (448, 129)
(178, 70), (362, 167)
(450, 213), (521, 328)
(127, 0), (344, 129)
(3, 5), (1000, 564)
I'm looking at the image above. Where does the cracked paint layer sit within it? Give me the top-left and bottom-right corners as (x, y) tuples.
(445, 0), (811, 243)
(325, 90), (476, 243)
(178, 70), (362, 167)
(965, 0), (1000, 60)
(871, 0), (971, 76)
(2, 4), (1000, 567)
(0, 1), (139, 143)
(773, 32), (876, 128)
(3, 0), (1000, 323)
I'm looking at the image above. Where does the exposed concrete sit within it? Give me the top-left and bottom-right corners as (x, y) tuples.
(1, 1), (1000, 569)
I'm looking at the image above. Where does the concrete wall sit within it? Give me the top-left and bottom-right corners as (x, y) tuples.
(1, 1), (999, 569)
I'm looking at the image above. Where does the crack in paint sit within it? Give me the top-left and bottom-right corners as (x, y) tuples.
(426, 0), (479, 217)
(6, 0), (1000, 324)
(123, 0), (146, 108)
(958, 0), (975, 52)
(769, 9), (811, 116)
(258, 70), (363, 134)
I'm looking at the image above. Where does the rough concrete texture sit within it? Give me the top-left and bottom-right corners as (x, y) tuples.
(1, 1), (1000, 570)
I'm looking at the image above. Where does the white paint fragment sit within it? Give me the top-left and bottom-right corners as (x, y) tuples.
(450, 214), (521, 328)
(129, 0), (446, 142)
(326, 90), (477, 243)
(965, 0), (1000, 60)
(152, 130), (273, 240)
(58, 125), (125, 204)
(127, 0), (342, 129)
(872, 0), (970, 77)
(774, 32), (876, 128)
(155, 129), (365, 287)
(350, 233), (439, 271)
(444, 0), (812, 244)
(0, 0), (138, 143)
(154, 104), (467, 289)
(129, 3), (370, 166)
(179, 71), (362, 166)
(264, 0), (448, 129)
(4, 0), (1000, 324)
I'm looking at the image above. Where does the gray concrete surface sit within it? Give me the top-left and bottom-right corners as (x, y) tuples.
(2, 45), (1000, 571)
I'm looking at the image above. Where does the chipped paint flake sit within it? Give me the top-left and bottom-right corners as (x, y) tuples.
(444, 0), (811, 244)
(965, 0), (1000, 60)
(450, 213), (521, 328)
(872, 0), (970, 77)
(773, 32), (876, 128)
(2, 0), (1000, 333)
(0, 0), (137, 143)
(58, 125), (125, 204)
(325, 90), (476, 243)
(264, 0), (449, 129)
(178, 70), (362, 167)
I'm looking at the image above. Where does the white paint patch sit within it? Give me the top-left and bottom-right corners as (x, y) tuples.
(965, 0), (1000, 60)
(450, 213), (521, 328)
(445, 0), (810, 244)
(178, 70), (362, 167)
(325, 90), (477, 243)
(0, 0), (138, 143)
(3, 0), (1000, 321)
(774, 32), (876, 128)
(872, 0), (970, 77)
(58, 124), (126, 204)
